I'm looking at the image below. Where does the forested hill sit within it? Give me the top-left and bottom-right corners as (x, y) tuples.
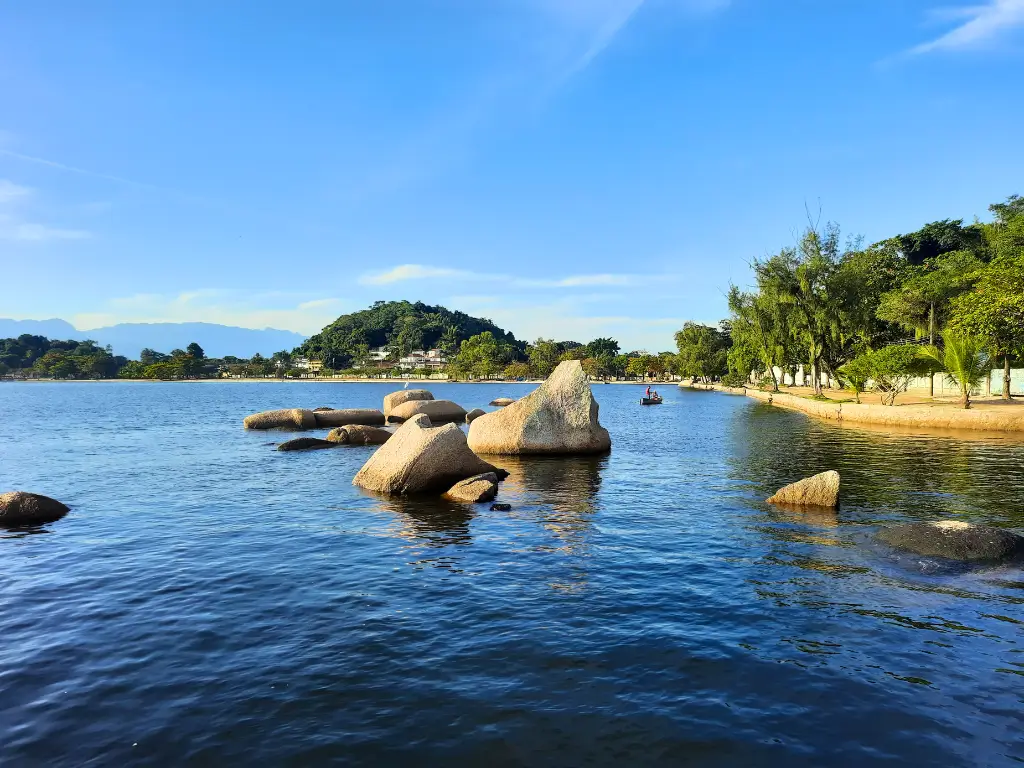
(298, 300), (522, 369)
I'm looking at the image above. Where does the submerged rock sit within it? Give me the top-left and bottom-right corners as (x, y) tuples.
(388, 399), (467, 424)
(444, 472), (499, 503)
(353, 414), (506, 495)
(465, 408), (486, 423)
(0, 491), (69, 526)
(327, 425), (393, 445)
(383, 389), (434, 419)
(312, 408), (385, 428)
(766, 470), (840, 508)
(277, 437), (336, 451)
(490, 503), (512, 511)
(243, 408), (317, 430)
(877, 520), (1024, 562)
(489, 398), (515, 407)
(468, 361), (611, 455)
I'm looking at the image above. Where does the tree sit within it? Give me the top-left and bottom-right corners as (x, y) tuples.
(856, 345), (930, 406)
(186, 342), (205, 360)
(674, 322), (730, 382)
(503, 361), (531, 380)
(727, 286), (786, 390)
(895, 219), (986, 266)
(447, 332), (515, 379)
(922, 330), (990, 409)
(118, 360), (148, 379)
(528, 339), (562, 378)
(837, 355), (872, 403)
(140, 348), (167, 365)
(585, 338), (619, 358)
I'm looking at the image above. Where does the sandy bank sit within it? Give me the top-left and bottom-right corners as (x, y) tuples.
(744, 388), (1024, 433)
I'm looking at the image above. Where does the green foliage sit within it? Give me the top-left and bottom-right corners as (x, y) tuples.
(674, 322), (730, 382)
(446, 332), (517, 379)
(299, 300), (522, 369)
(894, 219), (986, 266)
(837, 355), (872, 403)
(502, 361), (532, 380)
(527, 339), (562, 378)
(852, 345), (931, 406)
(0, 335), (126, 379)
(585, 337), (620, 358)
(922, 330), (990, 409)
(720, 371), (748, 388)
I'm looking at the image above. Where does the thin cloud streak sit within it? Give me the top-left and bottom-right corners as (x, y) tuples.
(358, 263), (667, 289)
(911, 0), (1024, 53)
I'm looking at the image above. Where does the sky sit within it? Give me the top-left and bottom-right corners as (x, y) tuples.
(1, 0), (1023, 352)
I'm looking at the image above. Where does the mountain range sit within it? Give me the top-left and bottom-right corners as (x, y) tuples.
(0, 319), (307, 359)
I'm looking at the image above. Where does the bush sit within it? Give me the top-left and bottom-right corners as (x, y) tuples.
(846, 345), (930, 406)
(721, 371), (749, 388)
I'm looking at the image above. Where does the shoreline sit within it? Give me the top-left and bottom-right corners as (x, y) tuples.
(1, 377), (678, 386)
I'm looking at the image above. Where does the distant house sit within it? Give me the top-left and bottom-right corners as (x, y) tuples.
(292, 357), (323, 375)
(398, 349), (446, 371)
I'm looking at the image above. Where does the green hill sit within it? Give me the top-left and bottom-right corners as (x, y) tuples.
(297, 300), (523, 369)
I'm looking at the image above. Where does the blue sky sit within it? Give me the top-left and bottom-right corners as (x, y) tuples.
(2, 0), (1023, 352)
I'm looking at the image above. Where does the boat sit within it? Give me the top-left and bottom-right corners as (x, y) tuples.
(640, 396), (663, 405)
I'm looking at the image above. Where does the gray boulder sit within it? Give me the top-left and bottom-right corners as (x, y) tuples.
(244, 408), (317, 430)
(353, 414), (507, 495)
(766, 471), (840, 508)
(0, 491), (69, 526)
(466, 408), (486, 423)
(444, 472), (499, 503)
(383, 389), (434, 419)
(278, 437), (336, 451)
(312, 408), (385, 428)
(388, 399), (467, 424)
(327, 425), (393, 445)
(877, 520), (1024, 562)
(467, 361), (610, 455)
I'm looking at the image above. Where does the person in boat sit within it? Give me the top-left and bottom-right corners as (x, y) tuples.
(652, 390), (659, 399)
(645, 385), (651, 398)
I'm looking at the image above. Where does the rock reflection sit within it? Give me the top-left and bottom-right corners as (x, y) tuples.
(370, 495), (476, 550)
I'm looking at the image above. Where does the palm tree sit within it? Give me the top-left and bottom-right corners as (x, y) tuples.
(921, 330), (990, 409)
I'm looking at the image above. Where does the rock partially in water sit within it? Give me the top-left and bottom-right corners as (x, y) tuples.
(383, 389), (434, 419)
(0, 491), (69, 526)
(766, 470), (840, 508)
(327, 425), (393, 445)
(278, 437), (336, 451)
(312, 406), (334, 412)
(444, 472), (499, 503)
(244, 408), (317, 430)
(468, 361), (611, 455)
(465, 408), (486, 424)
(877, 520), (1024, 562)
(490, 503), (512, 511)
(489, 398), (515, 407)
(312, 409), (385, 428)
(388, 399), (467, 425)
(353, 414), (506, 495)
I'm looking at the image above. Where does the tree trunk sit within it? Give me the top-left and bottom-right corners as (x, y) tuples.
(1004, 354), (1012, 401)
(928, 302), (935, 397)
(811, 358), (822, 396)
(962, 387), (971, 410)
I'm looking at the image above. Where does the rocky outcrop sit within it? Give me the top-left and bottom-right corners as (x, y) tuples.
(244, 408), (317, 430)
(489, 398), (516, 407)
(444, 472), (499, 503)
(466, 408), (486, 423)
(877, 520), (1024, 562)
(327, 425), (393, 445)
(388, 399), (467, 424)
(353, 414), (507, 495)
(467, 361), (611, 455)
(766, 471), (840, 508)
(278, 437), (336, 451)
(312, 409), (385, 428)
(383, 389), (434, 419)
(313, 406), (334, 412)
(0, 491), (69, 526)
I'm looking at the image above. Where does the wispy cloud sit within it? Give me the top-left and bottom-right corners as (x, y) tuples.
(357, 263), (663, 289)
(0, 148), (161, 191)
(0, 179), (31, 203)
(911, 0), (1024, 54)
(0, 178), (92, 241)
(359, 264), (481, 285)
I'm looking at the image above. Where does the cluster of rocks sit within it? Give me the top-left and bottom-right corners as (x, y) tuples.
(766, 469), (1024, 564)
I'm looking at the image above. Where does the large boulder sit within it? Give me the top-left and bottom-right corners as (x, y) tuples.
(467, 361), (611, 455)
(877, 521), (1024, 562)
(353, 414), (507, 495)
(388, 399), (467, 424)
(278, 437), (336, 451)
(766, 471), (840, 508)
(383, 389), (434, 419)
(244, 408), (316, 430)
(312, 408), (385, 428)
(489, 398), (516, 407)
(327, 425), (393, 445)
(0, 491), (69, 526)
(466, 408), (486, 423)
(444, 473), (499, 503)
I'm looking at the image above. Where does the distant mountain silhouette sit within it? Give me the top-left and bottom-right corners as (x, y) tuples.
(0, 319), (307, 359)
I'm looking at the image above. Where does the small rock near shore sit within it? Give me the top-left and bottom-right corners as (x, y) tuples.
(277, 437), (337, 451)
(327, 425), (393, 445)
(766, 470), (840, 508)
(877, 520), (1024, 562)
(244, 408), (317, 430)
(489, 398), (515, 407)
(0, 491), (70, 526)
(490, 503), (512, 511)
(466, 408), (486, 423)
(313, 406), (334, 412)
(444, 473), (499, 503)
(312, 409), (386, 428)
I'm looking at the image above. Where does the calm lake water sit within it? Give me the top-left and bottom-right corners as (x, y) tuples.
(1, 382), (1023, 766)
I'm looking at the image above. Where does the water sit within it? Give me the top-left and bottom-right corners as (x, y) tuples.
(1, 382), (1023, 766)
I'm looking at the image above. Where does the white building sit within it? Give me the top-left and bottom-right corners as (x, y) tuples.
(398, 349), (446, 371)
